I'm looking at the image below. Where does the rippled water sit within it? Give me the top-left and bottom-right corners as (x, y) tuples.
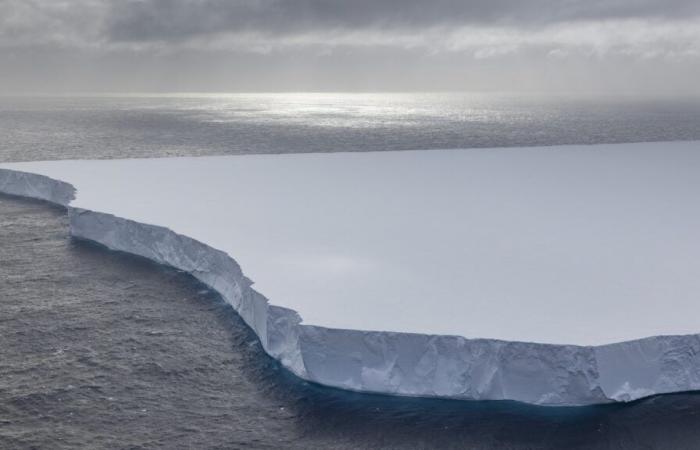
(2, 94), (700, 449)
(2, 93), (700, 163)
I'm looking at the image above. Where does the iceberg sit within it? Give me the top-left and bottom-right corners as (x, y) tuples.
(2, 141), (700, 406)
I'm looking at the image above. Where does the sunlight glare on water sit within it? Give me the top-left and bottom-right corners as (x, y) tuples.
(2, 93), (700, 163)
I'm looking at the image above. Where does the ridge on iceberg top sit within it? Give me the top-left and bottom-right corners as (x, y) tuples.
(2, 140), (700, 406)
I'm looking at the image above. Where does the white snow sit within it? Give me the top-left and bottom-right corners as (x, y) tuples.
(3, 140), (700, 405)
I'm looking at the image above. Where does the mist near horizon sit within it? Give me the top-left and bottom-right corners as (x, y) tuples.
(1, 0), (699, 95)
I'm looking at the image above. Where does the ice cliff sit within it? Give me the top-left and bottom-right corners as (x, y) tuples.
(3, 143), (700, 406)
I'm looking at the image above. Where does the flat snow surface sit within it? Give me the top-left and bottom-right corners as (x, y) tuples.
(4, 141), (700, 346)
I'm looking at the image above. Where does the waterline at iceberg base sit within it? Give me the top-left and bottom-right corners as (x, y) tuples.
(2, 141), (700, 406)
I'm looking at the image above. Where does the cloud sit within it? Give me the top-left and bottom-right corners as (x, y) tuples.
(2, 0), (700, 51)
(1, 0), (699, 93)
(102, 0), (700, 44)
(0, 0), (104, 48)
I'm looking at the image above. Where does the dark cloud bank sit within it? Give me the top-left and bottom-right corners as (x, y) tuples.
(1, 0), (699, 93)
(105, 0), (700, 42)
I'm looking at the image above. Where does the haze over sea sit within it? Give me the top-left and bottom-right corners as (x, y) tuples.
(2, 93), (700, 449)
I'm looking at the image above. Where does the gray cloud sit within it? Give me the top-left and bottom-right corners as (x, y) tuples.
(0, 0), (103, 48)
(1, 0), (699, 94)
(2, 0), (699, 50)
(104, 0), (700, 43)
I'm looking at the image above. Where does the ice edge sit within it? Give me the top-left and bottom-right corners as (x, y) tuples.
(3, 167), (700, 407)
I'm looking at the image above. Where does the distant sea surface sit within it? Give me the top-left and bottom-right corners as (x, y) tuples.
(2, 93), (700, 162)
(2, 93), (700, 449)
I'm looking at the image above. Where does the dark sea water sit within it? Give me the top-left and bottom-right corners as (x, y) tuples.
(2, 94), (700, 449)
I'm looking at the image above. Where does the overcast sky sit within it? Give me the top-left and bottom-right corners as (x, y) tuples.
(1, 0), (699, 94)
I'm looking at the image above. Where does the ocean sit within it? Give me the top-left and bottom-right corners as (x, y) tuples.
(2, 93), (700, 449)
(3, 93), (700, 162)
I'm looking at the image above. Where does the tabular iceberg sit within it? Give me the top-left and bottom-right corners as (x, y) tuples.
(2, 141), (700, 406)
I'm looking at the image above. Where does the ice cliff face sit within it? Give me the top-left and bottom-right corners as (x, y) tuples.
(3, 166), (700, 406)
(0, 168), (75, 206)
